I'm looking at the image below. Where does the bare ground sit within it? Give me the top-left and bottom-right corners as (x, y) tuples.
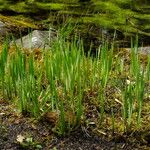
(0, 99), (150, 150)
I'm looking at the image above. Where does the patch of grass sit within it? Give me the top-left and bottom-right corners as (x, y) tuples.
(0, 28), (150, 136)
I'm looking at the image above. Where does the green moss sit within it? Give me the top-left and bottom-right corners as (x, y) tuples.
(93, 1), (121, 13)
(0, 0), (149, 39)
(81, 14), (119, 28)
(0, 2), (9, 11)
(143, 24), (150, 30)
(59, 10), (82, 16)
(8, 2), (29, 13)
(0, 14), (38, 29)
(35, 2), (66, 11)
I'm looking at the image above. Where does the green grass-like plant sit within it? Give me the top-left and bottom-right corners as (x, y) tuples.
(0, 32), (149, 135)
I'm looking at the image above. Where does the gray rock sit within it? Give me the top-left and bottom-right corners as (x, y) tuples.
(0, 21), (9, 41)
(0, 21), (5, 28)
(126, 47), (150, 55)
(10, 29), (57, 51)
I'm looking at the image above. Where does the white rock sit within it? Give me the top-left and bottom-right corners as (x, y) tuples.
(10, 29), (57, 51)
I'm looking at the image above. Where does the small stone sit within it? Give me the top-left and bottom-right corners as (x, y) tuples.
(16, 134), (25, 143)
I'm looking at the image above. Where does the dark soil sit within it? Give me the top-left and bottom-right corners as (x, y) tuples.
(1, 99), (149, 150)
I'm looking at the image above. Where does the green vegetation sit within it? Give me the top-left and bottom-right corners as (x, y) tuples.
(0, 0), (149, 37)
(0, 30), (149, 136)
(0, 1), (149, 149)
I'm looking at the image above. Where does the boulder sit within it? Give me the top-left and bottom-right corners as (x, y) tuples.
(10, 30), (57, 51)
